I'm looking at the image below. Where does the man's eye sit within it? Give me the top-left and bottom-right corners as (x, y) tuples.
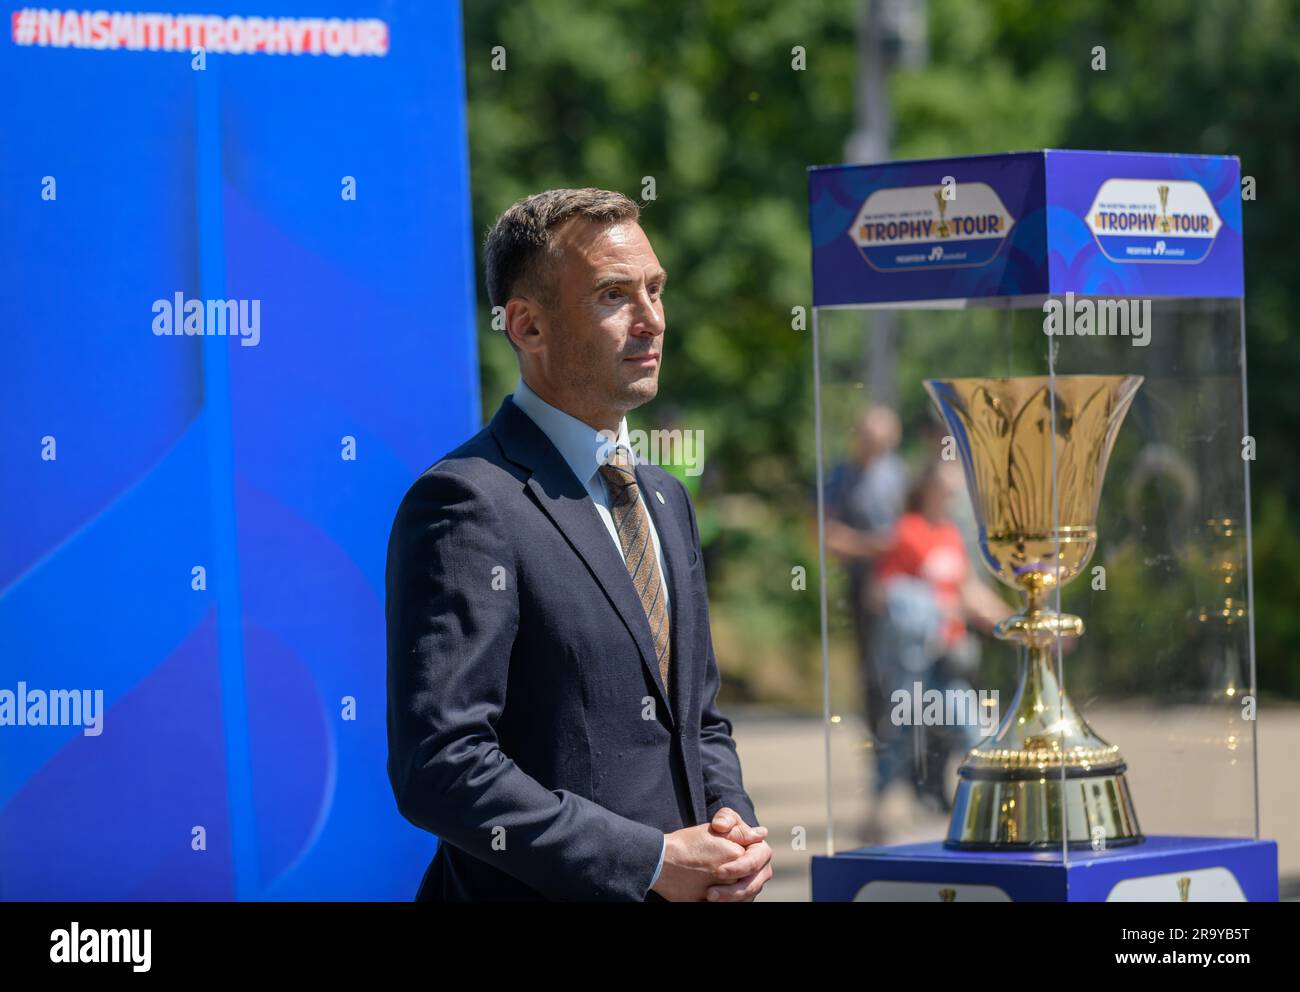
(603, 287), (624, 300)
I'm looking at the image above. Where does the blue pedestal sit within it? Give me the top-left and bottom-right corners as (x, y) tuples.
(811, 836), (1278, 901)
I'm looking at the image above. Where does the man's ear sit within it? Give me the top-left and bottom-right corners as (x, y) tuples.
(504, 297), (545, 354)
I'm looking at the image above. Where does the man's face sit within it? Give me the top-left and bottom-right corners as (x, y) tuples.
(924, 461), (964, 521)
(526, 218), (666, 425)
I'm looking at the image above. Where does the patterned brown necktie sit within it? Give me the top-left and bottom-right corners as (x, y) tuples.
(598, 447), (671, 695)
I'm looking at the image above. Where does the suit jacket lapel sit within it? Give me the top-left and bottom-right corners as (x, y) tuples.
(491, 397), (676, 726)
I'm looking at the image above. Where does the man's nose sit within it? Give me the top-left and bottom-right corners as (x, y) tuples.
(632, 287), (665, 334)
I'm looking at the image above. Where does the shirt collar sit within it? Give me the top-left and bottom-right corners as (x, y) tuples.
(512, 376), (634, 487)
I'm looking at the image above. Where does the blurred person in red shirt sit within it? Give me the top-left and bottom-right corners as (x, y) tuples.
(870, 457), (1008, 817)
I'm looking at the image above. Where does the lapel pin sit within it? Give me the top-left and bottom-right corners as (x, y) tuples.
(656, 491), (665, 504)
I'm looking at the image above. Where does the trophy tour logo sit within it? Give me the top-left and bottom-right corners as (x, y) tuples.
(847, 181), (1015, 272)
(1085, 178), (1222, 263)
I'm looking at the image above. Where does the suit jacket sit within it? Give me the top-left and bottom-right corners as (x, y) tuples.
(385, 394), (758, 901)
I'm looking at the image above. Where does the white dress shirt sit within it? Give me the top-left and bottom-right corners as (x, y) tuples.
(511, 376), (670, 891)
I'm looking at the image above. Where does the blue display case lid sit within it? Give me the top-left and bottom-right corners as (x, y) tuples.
(808, 149), (1244, 307)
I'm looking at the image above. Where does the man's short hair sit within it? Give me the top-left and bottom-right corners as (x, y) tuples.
(483, 188), (641, 323)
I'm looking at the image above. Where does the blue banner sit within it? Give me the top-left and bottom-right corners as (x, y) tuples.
(0, 1), (477, 899)
(809, 150), (1243, 306)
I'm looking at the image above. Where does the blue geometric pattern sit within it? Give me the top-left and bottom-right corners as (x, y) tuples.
(0, 0), (476, 900)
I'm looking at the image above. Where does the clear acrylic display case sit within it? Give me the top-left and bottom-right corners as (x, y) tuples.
(811, 297), (1258, 865)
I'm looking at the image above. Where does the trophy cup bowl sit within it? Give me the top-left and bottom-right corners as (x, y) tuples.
(923, 374), (1145, 850)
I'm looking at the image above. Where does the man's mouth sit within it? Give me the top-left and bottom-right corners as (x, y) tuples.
(625, 353), (659, 364)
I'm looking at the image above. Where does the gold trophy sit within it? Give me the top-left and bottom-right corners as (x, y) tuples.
(1157, 184), (1172, 234)
(934, 188), (951, 238)
(923, 375), (1145, 849)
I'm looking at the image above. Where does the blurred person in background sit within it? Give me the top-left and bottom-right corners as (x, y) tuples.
(822, 405), (907, 819)
(870, 457), (1009, 821)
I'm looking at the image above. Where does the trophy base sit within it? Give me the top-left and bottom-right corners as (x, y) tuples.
(944, 767), (1144, 851)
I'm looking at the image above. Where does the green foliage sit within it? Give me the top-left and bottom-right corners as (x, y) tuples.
(463, 0), (1300, 704)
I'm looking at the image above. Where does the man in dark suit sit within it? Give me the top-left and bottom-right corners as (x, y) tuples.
(385, 188), (772, 901)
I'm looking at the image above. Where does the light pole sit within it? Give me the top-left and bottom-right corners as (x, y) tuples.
(845, 0), (928, 407)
